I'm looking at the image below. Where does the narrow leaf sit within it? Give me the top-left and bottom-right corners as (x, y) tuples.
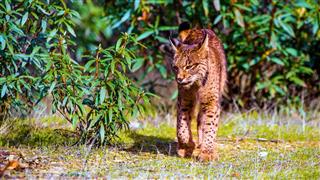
(213, 0), (220, 11)
(270, 57), (284, 66)
(137, 30), (154, 41)
(100, 87), (106, 104)
(134, 0), (140, 10)
(66, 24), (76, 37)
(100, 124), (105, 144)
(131, 58), (144, 72)
(234, 9), (245, 28)
(0, 35), (5, 50)
(48, 81), (56, 94)
(202, 0), (209, 17)
(1, 84), (7, 98)
(21, 12), (28, 26)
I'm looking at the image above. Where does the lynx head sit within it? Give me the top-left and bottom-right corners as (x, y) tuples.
(170, 33), (209, 88)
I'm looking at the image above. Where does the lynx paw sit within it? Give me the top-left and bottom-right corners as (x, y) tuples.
(177, 142), (195, 158)
(197, 151), (219, 162)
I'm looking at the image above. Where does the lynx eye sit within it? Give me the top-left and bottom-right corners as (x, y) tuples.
(172, 66), (179, 72)
(185, 64), (197, 70)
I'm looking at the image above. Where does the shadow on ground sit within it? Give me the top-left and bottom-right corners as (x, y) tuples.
(123, 131), (177, 156)
(0, 122), (77, 147)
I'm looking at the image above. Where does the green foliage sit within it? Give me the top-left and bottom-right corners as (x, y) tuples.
(0, 0), (150, 145)
(46, 33), (151, 145)
(0, 0), (76, 119)
(67, 0), (320, 108)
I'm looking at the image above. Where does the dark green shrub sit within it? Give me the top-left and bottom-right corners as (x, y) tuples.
(0, 0), (150, 145)
(68, 0), (320, 109)
(0, 0), (77, 119)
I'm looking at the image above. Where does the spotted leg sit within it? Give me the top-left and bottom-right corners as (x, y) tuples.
(176, 96), (195, 158)
(198, 100), (220, 161)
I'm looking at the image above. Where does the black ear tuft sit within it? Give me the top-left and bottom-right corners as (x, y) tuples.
(178, 22), (191, 33)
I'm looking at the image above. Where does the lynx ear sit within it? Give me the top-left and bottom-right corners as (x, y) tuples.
(198, 33), (209, 52)
(169, 37), (180, 52)
(178, 22), (191, 41)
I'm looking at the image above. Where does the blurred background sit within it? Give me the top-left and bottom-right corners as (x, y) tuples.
(65, 0), (320, 111)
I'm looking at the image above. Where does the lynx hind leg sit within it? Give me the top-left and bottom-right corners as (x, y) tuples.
(176, 99), (195, 158)
(197, 103), (220, 161)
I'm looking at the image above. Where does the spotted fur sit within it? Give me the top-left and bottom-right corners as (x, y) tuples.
(170, 26), (227, 161)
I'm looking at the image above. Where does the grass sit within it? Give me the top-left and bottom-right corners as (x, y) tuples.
(0, 111), (319, 178)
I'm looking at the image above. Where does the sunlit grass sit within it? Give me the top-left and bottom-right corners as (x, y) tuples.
(0, 111), (319, 178)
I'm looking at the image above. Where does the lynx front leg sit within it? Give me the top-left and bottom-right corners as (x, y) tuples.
(197, 111), (204, 148)
(198, 102), (221, 161)
(176, 98), (195, 158)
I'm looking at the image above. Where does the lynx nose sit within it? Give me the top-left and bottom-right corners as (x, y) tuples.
(176, 78), (183, 84)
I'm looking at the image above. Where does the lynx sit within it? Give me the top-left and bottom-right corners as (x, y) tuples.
(170, 23), (227, 161)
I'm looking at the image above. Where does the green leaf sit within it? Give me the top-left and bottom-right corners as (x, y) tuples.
(89, 114), (102, 129)
(112, 10), (131, 29)
(115, 37), (122, 51)
(234, 4), (252, 12)
(117, 91), (123, 110)
(111, 61), (116, 74)
(48, 81), (56, 94)
(312, 18), (319, 35)
(158, 26), (178, 31)
(10, 24), (24, 35)
(84, 59), (96, 71)
(286, 48), (298, 56)
(202, 0), (209, 17)
(270, 57), (284, 66)
(213, 15), (222, 25)
(5, 0), (11, 11)
(234, 9), (245, 28)
(154, 36), (168, 43)
(256, 82), (269, 90)
(108, 108), (113, 122)
(273, 85), (286, 96)
(41, 20), (47, 33)
(131, 58), (144, 72)
(137, 30), (154, 41)
(290, 76), (306, 87)
(0, 35), (5, 50)
(21, 12), (28, 26)
(62, 97), (68, 106)
(47, 29), (58, 43)
(100, 124), (105, 144)
(156, 64), (167, 78)
(57, 10), (65, 16)
(37, 5), (50, 15)
(1, 84), (7, 98)
(298, 67), (313, 75)
(72, 115), (78, 128)
(279, 21), (295, 37)
(100, 87), (106, 104)
(134, 0), (140, 10)
(66, 24), (76, 37)
(295, 0), (312, 9)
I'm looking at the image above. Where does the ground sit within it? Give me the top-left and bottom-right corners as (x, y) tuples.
(0, 111), (319, 178)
